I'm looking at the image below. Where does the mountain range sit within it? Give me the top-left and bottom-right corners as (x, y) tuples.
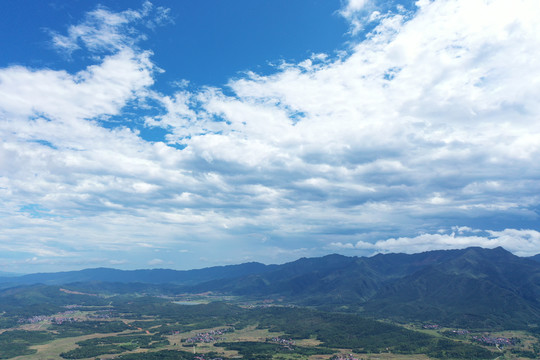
(2, 246), (540, 329)
(0, 261), (273, 288)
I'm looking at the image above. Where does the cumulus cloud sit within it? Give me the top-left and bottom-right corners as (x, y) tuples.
(147, 0), (540, 245)
(1, 0), (540, 271)
(331, 228), (540, 257)
(339, 0), (374, 34)
(0, 49), (154, 124)
(338, 0), (411, 35)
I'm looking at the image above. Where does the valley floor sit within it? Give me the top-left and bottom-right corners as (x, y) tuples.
(1, 293), (537, 360)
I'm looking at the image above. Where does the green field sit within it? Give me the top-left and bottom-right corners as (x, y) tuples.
(0, 289), (538, 360)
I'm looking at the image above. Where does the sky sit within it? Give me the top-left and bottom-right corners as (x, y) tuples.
(1, 0), (540, 273)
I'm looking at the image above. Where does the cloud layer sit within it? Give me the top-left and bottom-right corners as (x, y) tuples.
(1, 0), (540, 271)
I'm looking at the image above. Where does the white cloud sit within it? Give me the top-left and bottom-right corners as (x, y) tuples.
(142, 0), (540, 259)
(148, 258), (164, 266)
(149, 0), (540, 214)
(109, 259), (127, 265)
(0, 49), (154, 124)
(338, 0), (411, 35)
(339, 228), (540, 257)
(2, 0), (540, 271)
(50, 1), (171, 54)
(338, 0), (374, 34)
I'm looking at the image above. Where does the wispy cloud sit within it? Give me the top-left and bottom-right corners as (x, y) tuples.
(148, 258), (164, 266)
(50, 1), (171, 55)
(338, 0), (374, 34)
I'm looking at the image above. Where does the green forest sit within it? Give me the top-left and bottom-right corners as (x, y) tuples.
(0, 287), (518, 360)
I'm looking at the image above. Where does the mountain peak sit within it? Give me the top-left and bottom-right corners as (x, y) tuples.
(461, 246), (514, 260)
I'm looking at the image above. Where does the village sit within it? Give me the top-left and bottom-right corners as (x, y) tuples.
(472, 335), (520, 347)
(330, 354), (362, 360)
(421, 324), (520, 349)
(18, 310), (78, 325)
(181, 327), (235, 344)
(17, 308), (115, 326)
(266, 336), (296, 350)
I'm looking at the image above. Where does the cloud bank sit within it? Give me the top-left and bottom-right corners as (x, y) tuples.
(1, 0), (540, 271)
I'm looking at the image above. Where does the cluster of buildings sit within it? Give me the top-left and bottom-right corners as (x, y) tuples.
(330, 354), (361, 360)
(266, 337), (296, 348)
(266, 337), (296, 351)
(18, 309), (116, 325)
(183, 328), (234, 343)
(19, 314), (77, 325)
(18, 310), (78, 325)
(87, 310), (115, 319)
(472, 335), (519, 347)
(422, 324), (441, 329)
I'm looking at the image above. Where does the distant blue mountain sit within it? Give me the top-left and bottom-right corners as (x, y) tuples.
(0, 271), (21, 277)
(181, 247), (540, 328)
(0, 262), (275, 288)
(2, 247), (540, 329)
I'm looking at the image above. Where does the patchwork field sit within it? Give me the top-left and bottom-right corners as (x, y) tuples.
(0, 289), (538, 360)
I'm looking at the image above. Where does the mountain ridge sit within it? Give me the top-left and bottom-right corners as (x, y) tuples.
(2, 246), (540, 329)
(0, 261), (275, 288)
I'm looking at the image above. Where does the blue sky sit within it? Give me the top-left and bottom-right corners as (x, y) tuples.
(1, 0), (540, 273)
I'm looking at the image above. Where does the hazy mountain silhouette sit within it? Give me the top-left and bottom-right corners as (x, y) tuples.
(2, 247), (539, 328)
